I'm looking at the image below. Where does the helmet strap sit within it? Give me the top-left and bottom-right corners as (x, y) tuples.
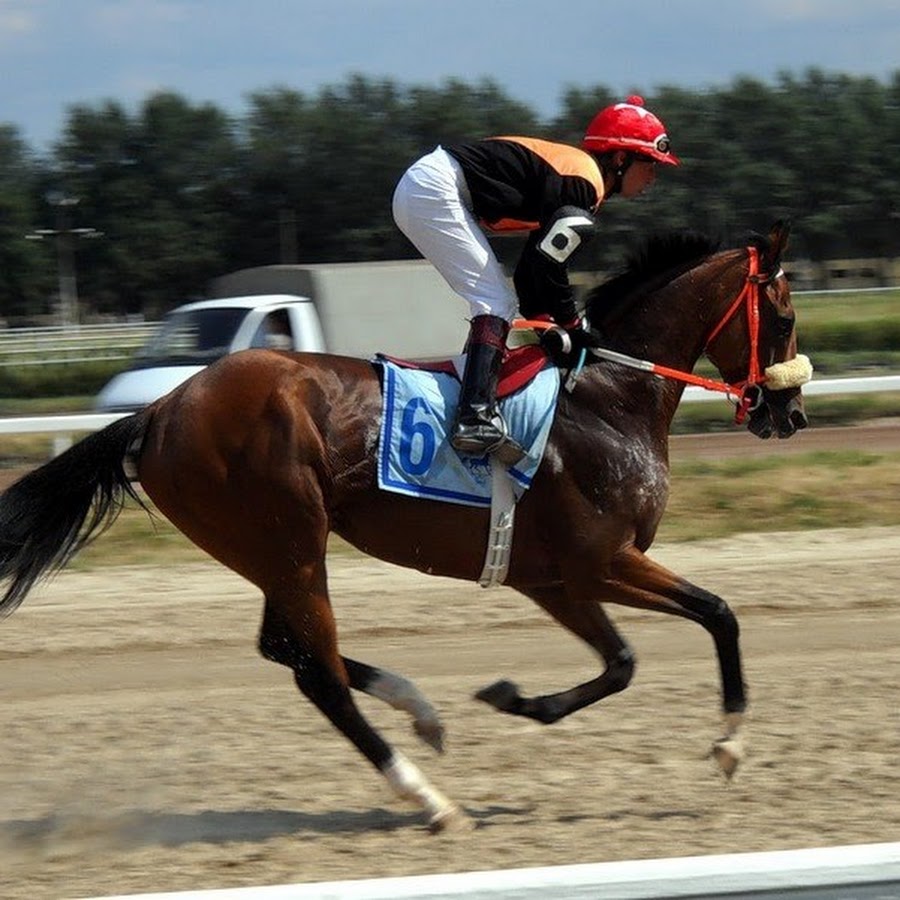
(603, 152), (633, 195)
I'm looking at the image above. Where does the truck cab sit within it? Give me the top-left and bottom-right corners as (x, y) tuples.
(94, 295), (323, 412)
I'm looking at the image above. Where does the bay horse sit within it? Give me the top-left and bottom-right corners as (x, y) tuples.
(0, 221), (809, 832)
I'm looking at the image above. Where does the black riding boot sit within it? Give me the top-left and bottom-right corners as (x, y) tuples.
(451, 315), (522, 461)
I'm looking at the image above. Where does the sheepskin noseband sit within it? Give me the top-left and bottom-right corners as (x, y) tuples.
(764, 354), (813, 391)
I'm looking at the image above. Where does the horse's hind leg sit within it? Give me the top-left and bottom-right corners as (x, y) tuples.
(476, 584), (636, 724)
(344, 658), (445, 753)
(259, 575), (467, 832)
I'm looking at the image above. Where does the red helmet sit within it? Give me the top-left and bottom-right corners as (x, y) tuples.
(582, 95), (679, 166)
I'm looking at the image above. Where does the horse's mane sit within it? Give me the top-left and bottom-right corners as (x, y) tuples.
(585, 230), (722, 326)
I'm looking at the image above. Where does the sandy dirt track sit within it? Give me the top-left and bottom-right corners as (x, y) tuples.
(1, 425), (899, 898)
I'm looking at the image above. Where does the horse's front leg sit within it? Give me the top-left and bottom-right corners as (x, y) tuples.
(605, 546), (746, 778)
(475, 584), (636, 724)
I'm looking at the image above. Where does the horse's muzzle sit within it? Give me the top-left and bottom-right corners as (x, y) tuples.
(747, 388), (809, 440)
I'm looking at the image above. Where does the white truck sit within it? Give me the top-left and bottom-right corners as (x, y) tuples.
(94, 260), (473, 412)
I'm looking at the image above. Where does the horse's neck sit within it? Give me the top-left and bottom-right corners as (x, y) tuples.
(595, 252), (746, 428)
(609, 252), (743, 371)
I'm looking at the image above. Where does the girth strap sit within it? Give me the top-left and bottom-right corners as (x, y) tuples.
(478, 455), (517, 587)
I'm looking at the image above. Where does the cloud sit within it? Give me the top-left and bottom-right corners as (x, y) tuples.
(2, 0), (898, 151)
(0, 0), (37, 43)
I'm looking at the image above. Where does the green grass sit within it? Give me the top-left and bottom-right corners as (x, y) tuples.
(672, 392), (900, 433)
(792, 289), (900, 369)
(659, 449), (900, 542)
(43, 444), (897, 570)
(0, 361), (125, 399)
(0, 396), (96, 415)
(805, 350), (900, 376)
(792, 289), (900, 325)
(68, 502), (368, 570)
(0, 406), (895, 571)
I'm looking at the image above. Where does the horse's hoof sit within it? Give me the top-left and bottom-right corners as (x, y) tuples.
(475, 679), (521, 713)
(414, 719), (445, 754)
(712, 737), (743, 779)
(428, 805), (474, 834)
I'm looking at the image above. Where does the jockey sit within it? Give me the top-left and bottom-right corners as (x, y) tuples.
(392, 95), (679, 458)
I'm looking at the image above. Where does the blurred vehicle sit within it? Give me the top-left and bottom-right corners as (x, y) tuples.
(95, 261), (470, 413)
(93, 295), (324, 412)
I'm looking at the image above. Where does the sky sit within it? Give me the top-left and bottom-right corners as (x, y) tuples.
(1, 0), (899, 151)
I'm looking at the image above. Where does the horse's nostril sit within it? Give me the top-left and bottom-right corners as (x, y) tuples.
(790, 409), (809, 431)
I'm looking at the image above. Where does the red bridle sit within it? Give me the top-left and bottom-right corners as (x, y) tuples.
(515, 245), (780, 424)
(698, 245), (775, 423)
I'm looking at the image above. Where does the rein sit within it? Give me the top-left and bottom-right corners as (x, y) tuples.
(515, 245), (781, 425)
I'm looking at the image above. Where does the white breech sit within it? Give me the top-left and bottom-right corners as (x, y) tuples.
(392, 146), (519, 322)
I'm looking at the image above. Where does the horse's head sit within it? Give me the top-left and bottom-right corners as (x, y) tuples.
(703, 221), (810, 439)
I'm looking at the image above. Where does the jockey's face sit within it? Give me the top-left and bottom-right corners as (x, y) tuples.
(621, 157), (657, 198)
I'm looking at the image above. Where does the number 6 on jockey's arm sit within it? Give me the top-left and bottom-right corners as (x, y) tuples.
(514, 205), (598, 335)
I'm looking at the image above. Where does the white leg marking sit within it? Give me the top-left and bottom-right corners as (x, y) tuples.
(368, 671), (444, 752)
(382, 752), (471, 832)
(712, 710), (744, 779)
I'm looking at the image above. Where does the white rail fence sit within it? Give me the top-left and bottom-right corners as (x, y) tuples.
(85, 842), (900, 900)
(0, 376), (896, 455)
(681, 373), (900, 402)
(0, 412), (129, 456)
(0, 322), (158, 366)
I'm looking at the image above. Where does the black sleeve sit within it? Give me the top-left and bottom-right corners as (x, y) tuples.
(513, 206), (597, 322)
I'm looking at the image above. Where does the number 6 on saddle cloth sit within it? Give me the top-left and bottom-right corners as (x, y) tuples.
(375, 354), (560, 508)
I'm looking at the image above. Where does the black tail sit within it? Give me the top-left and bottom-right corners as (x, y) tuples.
(0, 410), (151, 617)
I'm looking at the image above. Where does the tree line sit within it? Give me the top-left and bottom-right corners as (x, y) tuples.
(1, 68), (898, 322)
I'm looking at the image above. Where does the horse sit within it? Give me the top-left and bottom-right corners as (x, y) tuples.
(0, 220), (809, 832)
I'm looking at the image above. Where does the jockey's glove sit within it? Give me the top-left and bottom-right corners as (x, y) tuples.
(540, 317), (603, 364)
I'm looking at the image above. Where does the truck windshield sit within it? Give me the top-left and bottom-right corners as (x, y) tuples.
(132, 308), (248, 368)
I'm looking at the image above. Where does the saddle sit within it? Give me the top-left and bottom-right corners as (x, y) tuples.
(377, 344), (550, 398)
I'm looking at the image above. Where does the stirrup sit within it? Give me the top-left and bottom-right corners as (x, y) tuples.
(451, 419), (525, 465)
(451, 423), (504, 455)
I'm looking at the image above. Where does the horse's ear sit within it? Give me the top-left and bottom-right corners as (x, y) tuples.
(765, 219), (791, 268)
